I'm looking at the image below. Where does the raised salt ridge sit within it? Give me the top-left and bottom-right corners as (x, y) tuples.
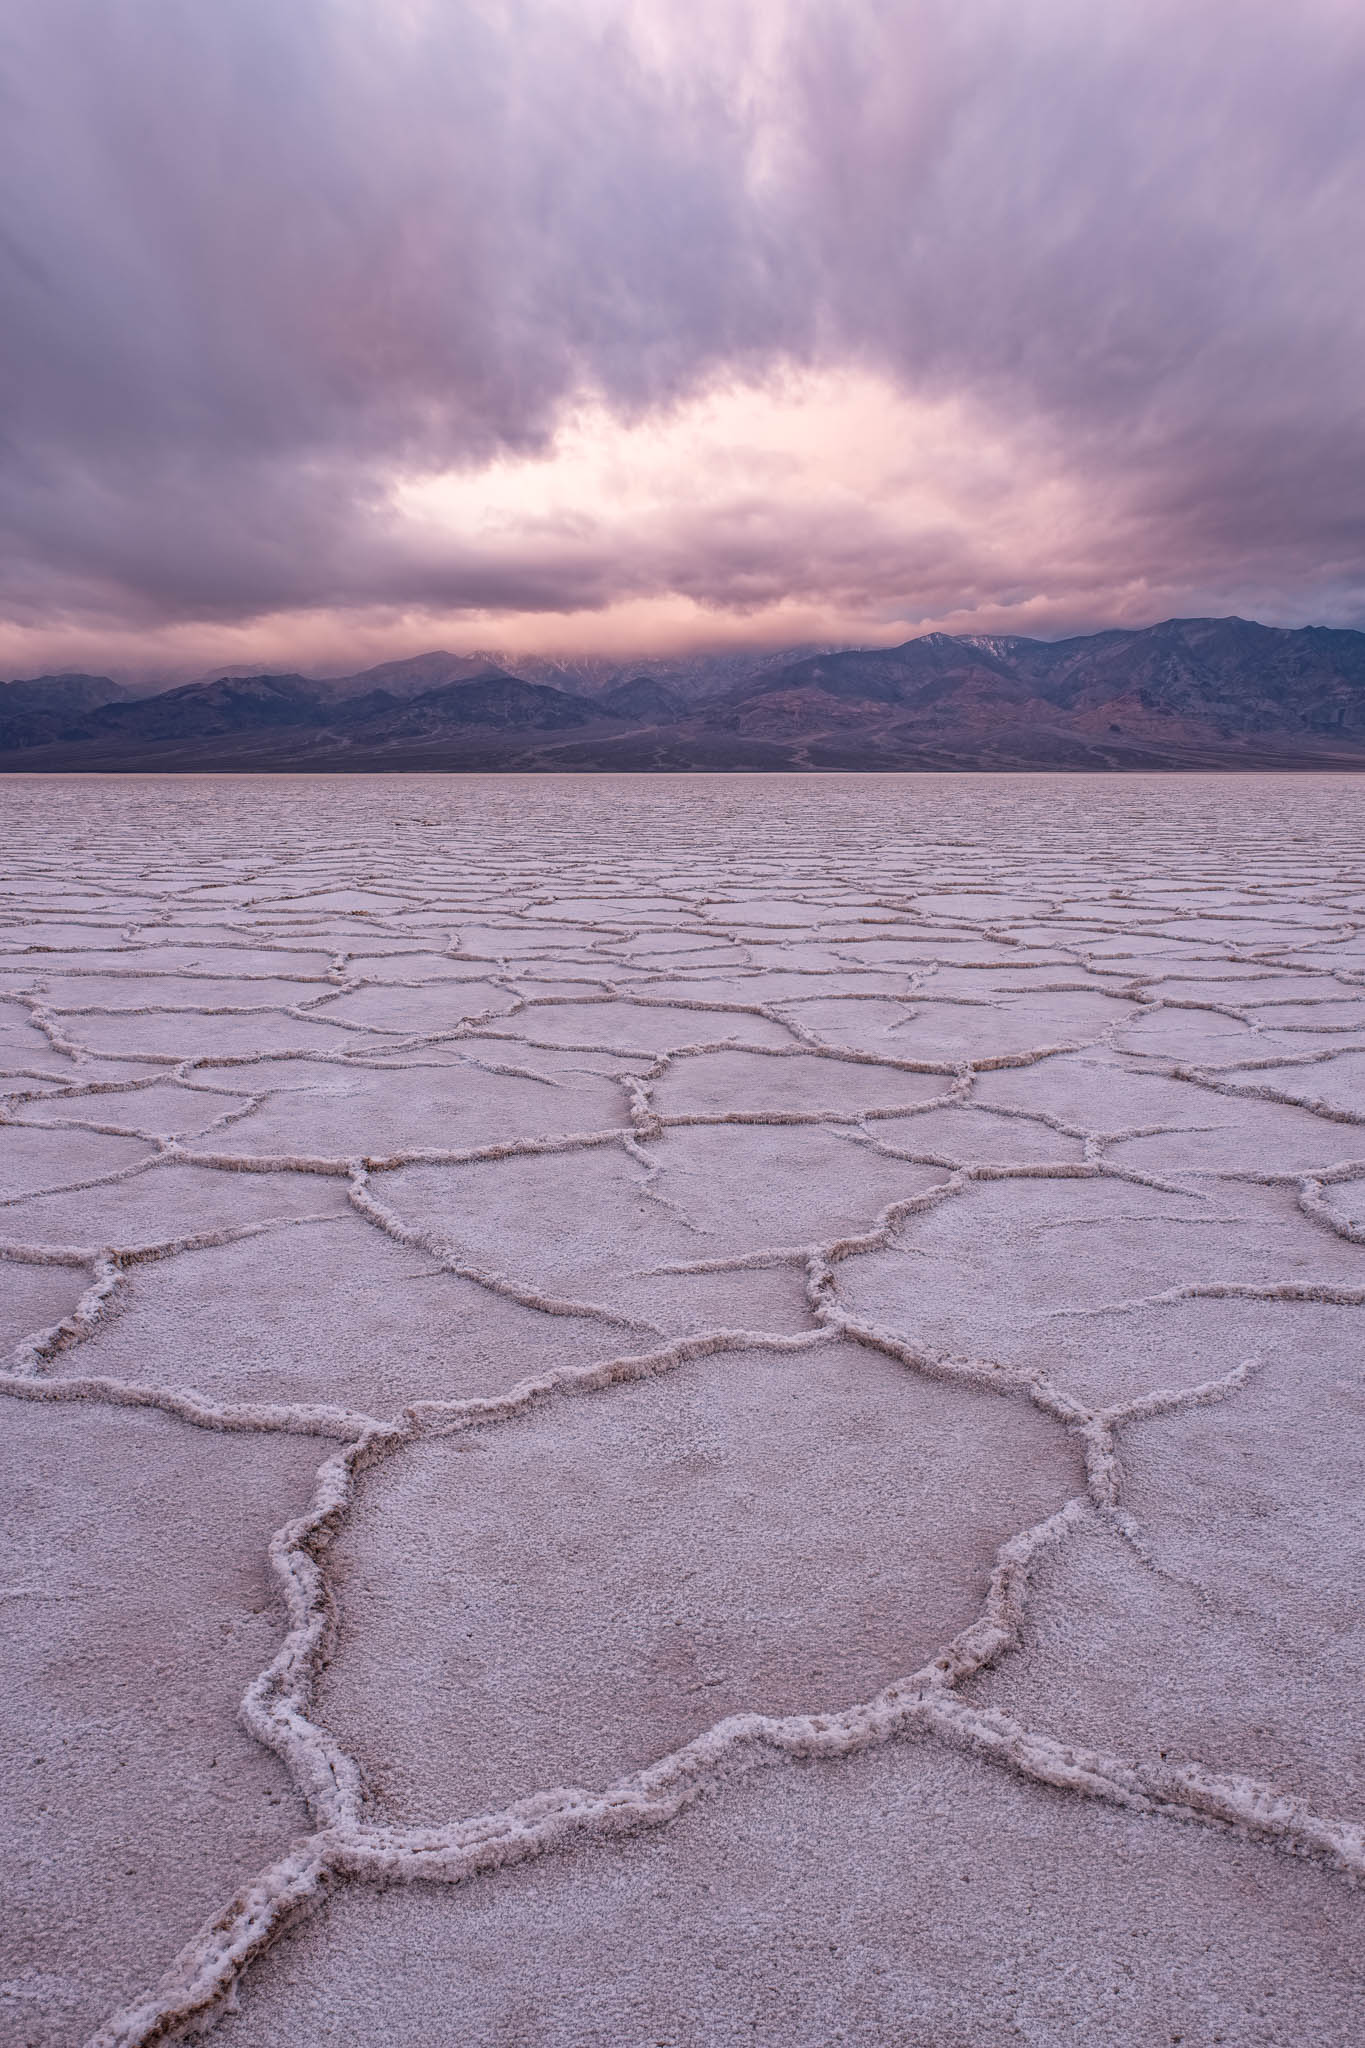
(1, 771), (1362, 2047)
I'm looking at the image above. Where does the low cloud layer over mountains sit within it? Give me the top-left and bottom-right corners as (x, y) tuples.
(7, 617), (1365, 772)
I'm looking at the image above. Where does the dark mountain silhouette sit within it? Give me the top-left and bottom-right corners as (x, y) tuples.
(598, 674), (690, 722)
(0, 672), (134, 740)
(0, 674), (325, 754)
(5, 619), (1365, 771)
(703, 618), (1365, 767)
(338, 672), (605, 735)
(998, 619), (1365, 727)
(0, 665), (610, 764)
(0, 671), (131, 707)
(732, 618), (1365, 730)
(505, 647), (821, 703)
(321, 651), (514, 700)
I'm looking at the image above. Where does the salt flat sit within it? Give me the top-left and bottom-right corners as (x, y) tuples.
(2, 771), (1363, 2048)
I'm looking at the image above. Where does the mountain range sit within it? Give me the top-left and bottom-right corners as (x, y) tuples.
(5, 618), (1365, 772)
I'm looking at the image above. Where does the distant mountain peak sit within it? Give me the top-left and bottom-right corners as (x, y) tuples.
(0, 672), (133, 717)
(4, 616), (1365, 771)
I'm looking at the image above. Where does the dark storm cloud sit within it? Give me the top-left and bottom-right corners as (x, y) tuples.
(2, 0), (1363, 647)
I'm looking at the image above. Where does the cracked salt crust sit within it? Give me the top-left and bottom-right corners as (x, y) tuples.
(0, 1403), (319, 2048)
(317, 1338), (1074, 1826)
(1, 770), (1363, 2047)
(218, 1744), (1365, 2048)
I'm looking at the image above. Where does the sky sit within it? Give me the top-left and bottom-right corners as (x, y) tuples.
(3, 0), (1364, 680)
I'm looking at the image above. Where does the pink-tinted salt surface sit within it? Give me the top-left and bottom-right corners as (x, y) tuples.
(1, 772), (1362, 2047)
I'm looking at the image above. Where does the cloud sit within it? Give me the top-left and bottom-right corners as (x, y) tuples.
(2, 0), (1363, 674)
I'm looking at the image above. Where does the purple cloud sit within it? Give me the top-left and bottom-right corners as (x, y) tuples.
(1, 0), (1362, 671)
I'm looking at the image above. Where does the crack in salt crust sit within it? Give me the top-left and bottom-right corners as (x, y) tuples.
(2, 774), (1364, 2043)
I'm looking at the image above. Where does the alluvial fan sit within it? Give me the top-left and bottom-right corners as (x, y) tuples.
(2, 771), (1363, 2048)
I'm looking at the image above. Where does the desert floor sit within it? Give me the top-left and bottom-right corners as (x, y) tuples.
(2, 771), (1363, 2047)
